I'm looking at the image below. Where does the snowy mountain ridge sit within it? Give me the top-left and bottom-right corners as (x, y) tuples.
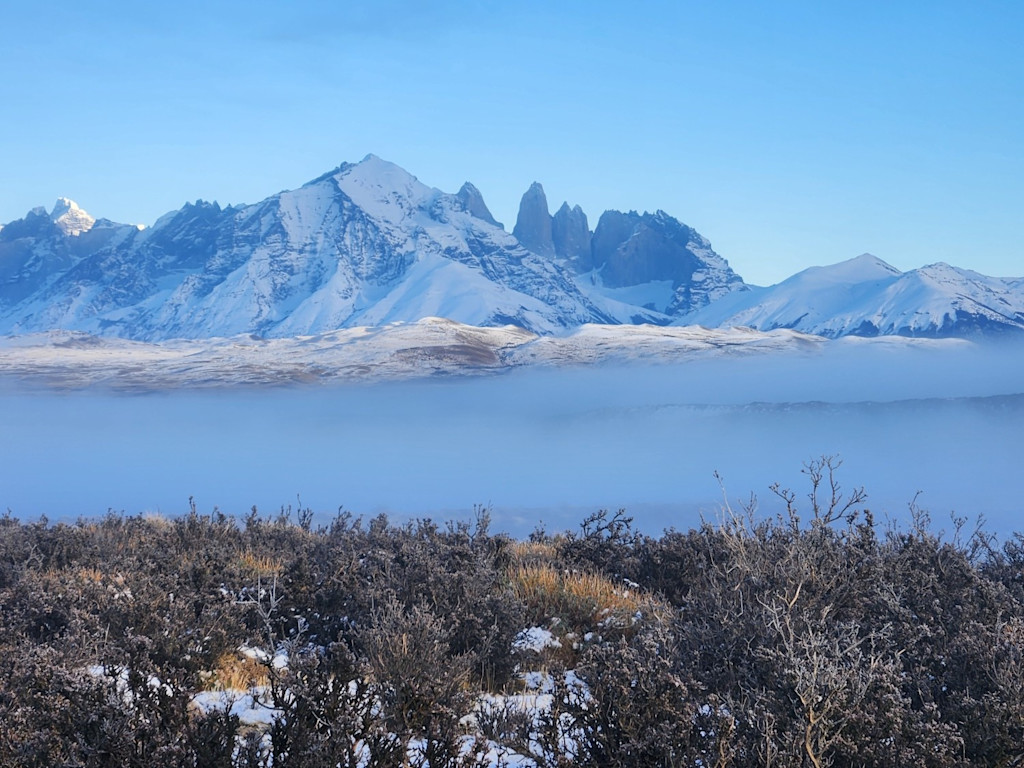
(680, 253), (1024, 337)
(1, 155), (1021, 341)
(0, 156), (619, 339)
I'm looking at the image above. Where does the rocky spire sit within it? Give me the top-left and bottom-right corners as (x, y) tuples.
(551, 202), (592, 270)
(456, 182), (502, 228)
(512, 182), (554, 257)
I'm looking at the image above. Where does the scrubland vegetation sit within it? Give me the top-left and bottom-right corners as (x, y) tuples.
(2, 459), (1023, 767)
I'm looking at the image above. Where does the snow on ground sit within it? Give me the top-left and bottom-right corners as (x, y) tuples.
(513, 627), (563, 653)
(189, 665), (565, 766)
(191, 688), (279, 728)
(0, 321), (825, 390)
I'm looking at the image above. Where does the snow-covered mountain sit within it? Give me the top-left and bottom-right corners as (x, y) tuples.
(680, 253), (1024, 337)
(0, 156), (747, 340)
(1, 156), (1020, 341)
(0, 157), (617, 339)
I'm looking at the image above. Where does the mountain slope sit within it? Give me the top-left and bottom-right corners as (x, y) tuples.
(0, 156), (613, 339)
(679, 254), (1024, 337)
(3, 158), (1022, 341)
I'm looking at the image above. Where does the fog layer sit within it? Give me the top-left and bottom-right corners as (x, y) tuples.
(2, 339), (1022, 538)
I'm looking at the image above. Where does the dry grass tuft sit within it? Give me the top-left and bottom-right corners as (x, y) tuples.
(205, 651), (268, 691)
(76, 566), (105, 584)
(141, 511), (172, 529)
(236, 550), (283, 578)
(509, 540), (559, 566)
(508, 562), (656, 632)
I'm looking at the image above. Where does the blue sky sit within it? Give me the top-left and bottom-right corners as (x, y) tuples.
(2, 1), (1022, 285)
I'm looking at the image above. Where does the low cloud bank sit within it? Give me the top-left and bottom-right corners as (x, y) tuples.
(2, 338), (1022, 537)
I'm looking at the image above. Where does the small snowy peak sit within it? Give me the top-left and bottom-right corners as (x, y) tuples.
(50, 197), (95, 236)
(846, 253), (903, 277)
(901, 263), (1014, 308)
(789, 253), (902, 287)
(916, 262), (991, 285)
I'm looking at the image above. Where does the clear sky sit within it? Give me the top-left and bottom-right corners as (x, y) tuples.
(2, 0), (1022, 286)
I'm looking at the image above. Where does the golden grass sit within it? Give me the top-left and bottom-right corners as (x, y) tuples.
(141, 511), (172, 529)
(205, 651), (269, 691)
(236, 550), (283, 578)
(509, 540), (559, 566)
(508, 562), (652, 630)
(76, 566), (105, 584)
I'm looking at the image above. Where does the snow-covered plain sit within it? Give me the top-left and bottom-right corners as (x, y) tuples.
(1, 326), (1022, 539)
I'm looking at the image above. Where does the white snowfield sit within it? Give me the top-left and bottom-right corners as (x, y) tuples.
(0, 319), (840, 390)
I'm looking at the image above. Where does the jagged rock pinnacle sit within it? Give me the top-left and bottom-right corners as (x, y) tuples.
(513, 182), (554, 257)
(552, 202), (592, 268)
(457, 182), (502, 228)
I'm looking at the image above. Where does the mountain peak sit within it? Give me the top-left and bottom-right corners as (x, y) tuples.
(840, 253), (902, 277)
(332, 154), (433, 216)
(344, 153), (416, 180)
(852, 252), (898, 268)
(551, 200), (591, 265)
(50, 197), (95, 236)
(513, 182), (554, 257)
(791, 253), (902, 286)
(457, 182), (502, 228)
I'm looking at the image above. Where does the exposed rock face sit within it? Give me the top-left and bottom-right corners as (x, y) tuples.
(456, 182), (501, 228)
(590, 210), (744, 314)
(512, 182), (554, 257)
(551, 202), (591, 269)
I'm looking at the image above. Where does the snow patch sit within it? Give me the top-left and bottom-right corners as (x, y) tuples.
(513, 627), (563, 652)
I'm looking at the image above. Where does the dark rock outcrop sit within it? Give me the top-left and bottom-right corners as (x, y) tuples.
(456, 182), (501, 229)
(512, 182), (554, 257)
(552, 202), (591, 269)
(590, 210), (744, 314)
